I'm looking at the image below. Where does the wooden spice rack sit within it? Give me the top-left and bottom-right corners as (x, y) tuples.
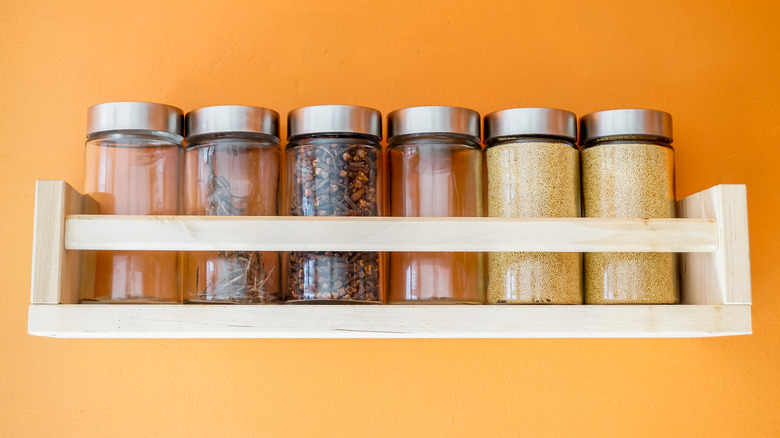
(28, 180), (752, 338)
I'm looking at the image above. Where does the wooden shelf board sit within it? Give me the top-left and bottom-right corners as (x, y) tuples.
(29, 182), (753, 340)
(28, 304), (752, 339)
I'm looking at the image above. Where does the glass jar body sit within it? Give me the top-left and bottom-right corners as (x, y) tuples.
(285, 136), (383, 303)
(183, 135), (281, 303)
(84, 132), (181, 302)
(387, 135), (484, 303)
(485, 138), (582, 304)
(581, 139), (679, 304)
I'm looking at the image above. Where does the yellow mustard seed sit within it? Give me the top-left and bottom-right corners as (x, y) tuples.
(486, 140), (582, 304)
(581, 142), (679, 304)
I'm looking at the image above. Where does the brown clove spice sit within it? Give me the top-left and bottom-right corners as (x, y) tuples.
(286, 143), (380, 302)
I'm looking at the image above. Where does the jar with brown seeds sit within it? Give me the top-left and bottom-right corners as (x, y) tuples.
(285, 105), (383, 303)
(484, 108), (582, 304)
(580, 109), (679, 304)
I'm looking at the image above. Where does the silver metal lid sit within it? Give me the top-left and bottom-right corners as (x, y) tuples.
(484, 108), (577, 142)
(87, 101), (183, 137)
(387, 106), (480, 143)
(580, 109), (673, 143)
(185, 105), (280, 142)
(287, 105), (382, 140)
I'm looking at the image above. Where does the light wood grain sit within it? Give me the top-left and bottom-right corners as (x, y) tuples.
(27, 304), (751, 338)
(679, 185), (752, 305)
(30, 181), (86, 304)
(64, 215), (719, 253)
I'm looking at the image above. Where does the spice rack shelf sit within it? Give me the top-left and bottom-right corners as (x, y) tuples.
(29, 180), (752, 339)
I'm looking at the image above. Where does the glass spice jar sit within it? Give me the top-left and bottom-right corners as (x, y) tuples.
(285, 105), (383, 303)
(84, 101), (183, 302)
(484, 108), (582, 304)
(580, 109), (679, 304)
(387, 106), (485, 303)
(183, 105), (281, 303)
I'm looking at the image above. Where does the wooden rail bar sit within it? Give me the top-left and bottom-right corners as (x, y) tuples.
(64, 215), (719, 253)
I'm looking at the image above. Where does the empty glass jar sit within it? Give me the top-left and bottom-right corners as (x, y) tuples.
(285, 105), (383, 303)
(183, 105), (281, 303)
(580, 109), (679, 304)
(484, 108), (582, 304)
(387, 106), (484, 303)
(84, 101), (183, 302)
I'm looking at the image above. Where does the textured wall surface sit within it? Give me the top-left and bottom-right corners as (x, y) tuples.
(1, 0), (779, 436)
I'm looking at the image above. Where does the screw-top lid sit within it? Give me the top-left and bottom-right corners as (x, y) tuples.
(87, 101), (183, 138)
(387, 106), (480, 143)
(483, 108), (577, 142)
(579, 109), (673, 143)
(185, 105), (280, 142)
(287, 105), (382, 141)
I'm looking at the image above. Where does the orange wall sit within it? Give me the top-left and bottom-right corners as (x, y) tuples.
(2, 0), (779, 436)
